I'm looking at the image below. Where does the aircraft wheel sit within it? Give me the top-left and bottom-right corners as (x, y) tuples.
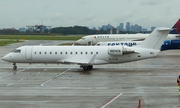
(13, 66), (17, 70)
(83, 66), (88, 71)
(88, 65), (93, 70)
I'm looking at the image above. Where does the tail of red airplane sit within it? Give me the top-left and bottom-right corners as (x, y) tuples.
(169, 19), (180, 34)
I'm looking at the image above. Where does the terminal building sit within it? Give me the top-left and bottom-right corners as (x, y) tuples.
(0, 28), (19, 33)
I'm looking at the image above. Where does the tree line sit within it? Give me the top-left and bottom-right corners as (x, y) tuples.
(50, 26), (107, 35)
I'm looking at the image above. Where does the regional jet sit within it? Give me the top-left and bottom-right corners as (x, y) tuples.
(2, 27), (172, 71)
(75, 19), (180, 45)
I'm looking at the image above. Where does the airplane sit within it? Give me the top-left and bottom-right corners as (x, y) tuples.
(2, 27), (172, 71)
(95, 39), (180, 51)
(75, 19), (180, 45)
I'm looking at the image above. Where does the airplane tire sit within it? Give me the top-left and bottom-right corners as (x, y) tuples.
(13, 66), (17, 70)
(88, 65), (93, 70)
(83, 66), (88, 71)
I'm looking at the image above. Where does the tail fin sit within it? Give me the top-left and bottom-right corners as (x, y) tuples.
(169, 19), (180, 34)
(140, 27), (172, 50)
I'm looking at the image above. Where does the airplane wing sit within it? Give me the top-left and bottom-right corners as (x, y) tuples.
(59, 54), (96, 66)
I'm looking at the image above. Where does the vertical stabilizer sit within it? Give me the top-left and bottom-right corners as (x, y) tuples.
(140, 28), (172, 50)
(169, 19), (180, 34)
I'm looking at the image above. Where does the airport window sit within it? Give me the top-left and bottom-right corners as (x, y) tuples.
(39, 52), (41, 54)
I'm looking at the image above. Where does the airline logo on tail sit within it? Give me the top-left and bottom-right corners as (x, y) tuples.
(170, 19), (180, 34)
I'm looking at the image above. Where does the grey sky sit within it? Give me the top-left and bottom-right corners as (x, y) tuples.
(0, 0), (179, 30)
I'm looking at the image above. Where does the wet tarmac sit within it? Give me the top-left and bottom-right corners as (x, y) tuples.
(0, 40), (180, 108)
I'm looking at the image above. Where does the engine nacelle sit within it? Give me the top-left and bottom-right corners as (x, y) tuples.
(108, 46), (123, 56)
(108, 46), (134, 56)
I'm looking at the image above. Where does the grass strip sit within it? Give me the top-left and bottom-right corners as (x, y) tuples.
(0, 35), (83, 40)
(0, 40), (23, 46)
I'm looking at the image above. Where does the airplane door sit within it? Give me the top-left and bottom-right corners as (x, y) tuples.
(87, 41), (92, 46)
(25, 46), (33, 60)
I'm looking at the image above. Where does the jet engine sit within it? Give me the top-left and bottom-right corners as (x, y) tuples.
(108, 46), (134, 56)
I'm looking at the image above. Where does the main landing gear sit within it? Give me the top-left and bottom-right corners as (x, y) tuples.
(13, 63), (17, 70)
(80, 65), (93, 71)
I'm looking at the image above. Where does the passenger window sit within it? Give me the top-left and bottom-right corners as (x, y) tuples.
(50, 52), (52, 54)
(96, 52), (98, 54)
(81, 52), (83, 54)
(71, 52), (72, 54)
(39, 52), (41, 54)
(86, 52), (87, 54)
(60, 52), (62, 54)
(35, 52), (36, 54)
(45, 52), (46, 54)
(55, 52), (57, 54)
(76, 52), (77, 54)
(91, 52), (93, 54)
(66, 52), (67, 54)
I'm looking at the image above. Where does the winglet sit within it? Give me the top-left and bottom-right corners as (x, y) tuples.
(139, 27), (172, 50)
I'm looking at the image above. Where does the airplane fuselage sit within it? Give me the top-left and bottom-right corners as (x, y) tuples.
(2, 46), (159, 65)
(75, 34), (180, 45)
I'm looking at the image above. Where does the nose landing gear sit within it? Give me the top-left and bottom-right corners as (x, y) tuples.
(13, 63), (17, 70)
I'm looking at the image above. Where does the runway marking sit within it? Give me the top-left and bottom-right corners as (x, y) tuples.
(5, 69), (41, 86)
(0, 69), (25, 79)
(0, 64), (41, 79)
(6, 83), (12, 86)
(40, 65), (77, 86)
(100, 93), (123, 108)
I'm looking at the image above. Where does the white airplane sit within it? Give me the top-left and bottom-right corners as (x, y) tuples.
(75, 19), (180, 45)
(2, 27), (172, 71)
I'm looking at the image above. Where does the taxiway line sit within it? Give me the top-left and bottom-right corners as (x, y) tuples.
(100, 93), (123, 108)
(40, 65), (77, 86)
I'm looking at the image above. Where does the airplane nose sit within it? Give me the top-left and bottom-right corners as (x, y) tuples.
(75, 40), (81, 44)
(1, 55), (9, 61)
(1, 57), (5, 61)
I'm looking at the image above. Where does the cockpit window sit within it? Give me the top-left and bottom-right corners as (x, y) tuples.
(12, 49), (21, 53)
(81, 38), (86, 40)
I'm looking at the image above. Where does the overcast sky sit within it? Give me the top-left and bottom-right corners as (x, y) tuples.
(0, 0), (180, 30)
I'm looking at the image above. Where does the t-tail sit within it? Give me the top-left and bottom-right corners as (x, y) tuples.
(139, 27), (172, 50)
(169, 19), (180, 34)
